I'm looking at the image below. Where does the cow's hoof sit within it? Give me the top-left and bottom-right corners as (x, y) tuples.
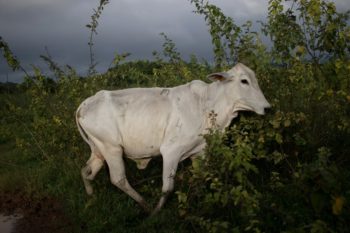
(85, 186), (93, 195)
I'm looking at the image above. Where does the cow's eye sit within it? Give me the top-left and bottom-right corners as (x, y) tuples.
(241, 79), (249, 85)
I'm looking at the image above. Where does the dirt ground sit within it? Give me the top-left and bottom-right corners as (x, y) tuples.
(0, 190), (74, 233)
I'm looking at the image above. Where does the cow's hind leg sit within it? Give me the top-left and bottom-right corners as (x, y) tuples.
(102, 145), (149, 212)
(81, 151), (104, 195)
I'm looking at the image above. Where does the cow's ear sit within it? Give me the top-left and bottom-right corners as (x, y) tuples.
(207, 72), (231, 82)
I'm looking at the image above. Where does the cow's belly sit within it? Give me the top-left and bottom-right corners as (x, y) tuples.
(122, 135), (162, 158)
(118, 111), (168, 158)
(108, 92), (172, 158)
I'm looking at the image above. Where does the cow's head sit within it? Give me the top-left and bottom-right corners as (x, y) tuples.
(207, 63), (271, 115)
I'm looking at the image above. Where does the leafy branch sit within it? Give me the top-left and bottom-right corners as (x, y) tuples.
(0, 36), (30, 77)
(86, 0), (110, 75)
(190, 0), (242, 68)
(160, 32), (181, 64)
(40, 47), (64, 80)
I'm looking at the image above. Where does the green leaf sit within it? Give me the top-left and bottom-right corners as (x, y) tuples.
(275, 133), (283, 144)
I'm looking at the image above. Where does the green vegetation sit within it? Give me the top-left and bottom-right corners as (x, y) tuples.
(1, 0), (349, 232)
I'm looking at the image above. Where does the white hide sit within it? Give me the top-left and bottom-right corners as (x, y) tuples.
(76, 63), (270, 214)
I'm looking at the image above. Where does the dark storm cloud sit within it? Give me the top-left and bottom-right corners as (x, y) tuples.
(0, 0), (92, 81)
(0, 0), (348, 82)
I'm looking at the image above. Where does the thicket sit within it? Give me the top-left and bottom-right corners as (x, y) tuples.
(1, 0), (349, 232)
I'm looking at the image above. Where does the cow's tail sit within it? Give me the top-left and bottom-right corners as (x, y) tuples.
(75, 103), (94, 149)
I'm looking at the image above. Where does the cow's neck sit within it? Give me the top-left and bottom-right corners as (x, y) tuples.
(206, 82), (236, 130)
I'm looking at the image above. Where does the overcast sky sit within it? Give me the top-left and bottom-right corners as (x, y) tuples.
(0, 0), (349, 82)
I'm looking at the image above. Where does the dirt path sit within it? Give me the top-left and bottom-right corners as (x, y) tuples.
(0, 191), (74, 233)
(0, 213), (22, 233)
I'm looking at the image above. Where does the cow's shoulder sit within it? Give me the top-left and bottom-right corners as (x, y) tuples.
(189, 80), (208, 99)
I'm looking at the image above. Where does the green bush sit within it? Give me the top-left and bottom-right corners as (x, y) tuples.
(174, 1), (350, 232)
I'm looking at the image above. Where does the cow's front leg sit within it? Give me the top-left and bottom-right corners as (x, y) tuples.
(151, 151), (180, 215)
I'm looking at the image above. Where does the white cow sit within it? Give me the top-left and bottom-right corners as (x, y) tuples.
(76, 63), (270, 214)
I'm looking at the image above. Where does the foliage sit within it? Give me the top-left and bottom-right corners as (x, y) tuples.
(86, 0), (110, 75)
(39, 47), (65, 80)
(0, 0), (350, 232)
(0, 36), (31, 77)
(159, 32), (182, 64)
(0, 36), (21, 71)
(190, 0), (263, 69)
(262, 0), (350, 64)
(174, 1), (350, 232)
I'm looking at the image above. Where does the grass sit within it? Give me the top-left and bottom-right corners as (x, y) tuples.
(0, 143), (33, 193)
(0, 137), (193, 232)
